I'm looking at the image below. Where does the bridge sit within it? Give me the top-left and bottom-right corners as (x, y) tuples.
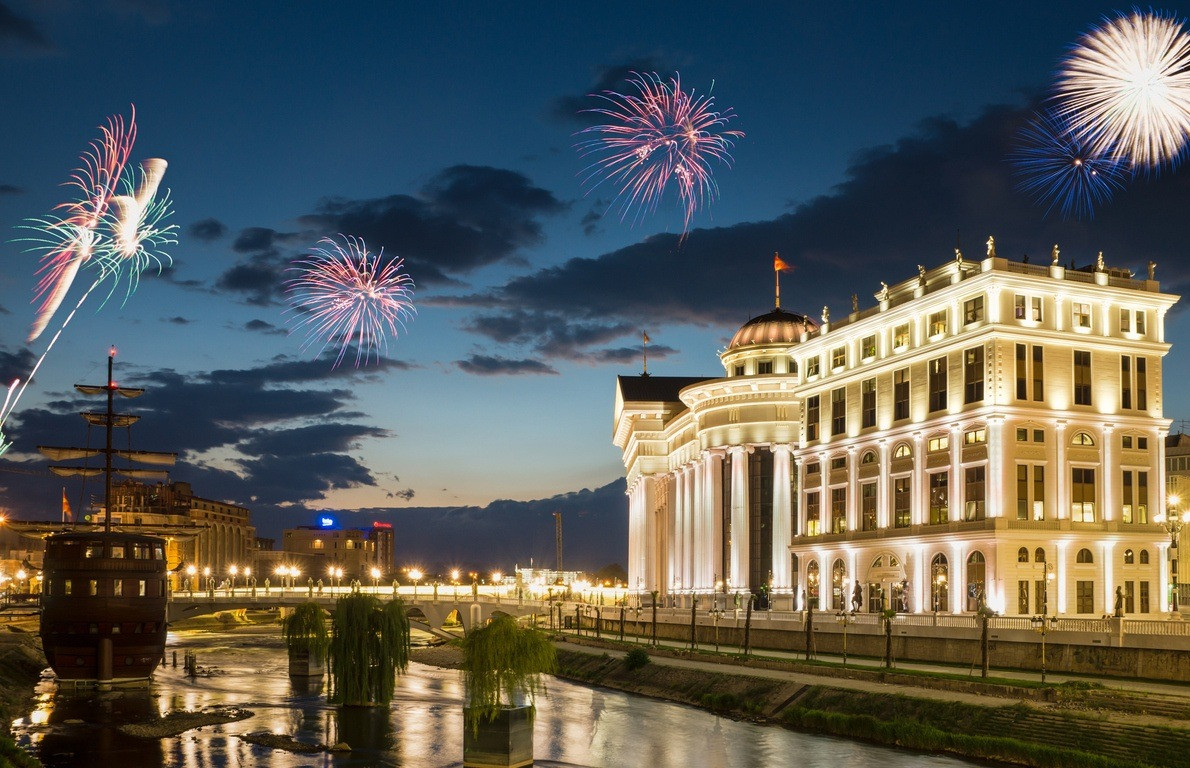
(167, 584), (551, 637)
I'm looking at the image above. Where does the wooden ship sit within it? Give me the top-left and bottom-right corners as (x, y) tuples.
(34, 349), (178, 688)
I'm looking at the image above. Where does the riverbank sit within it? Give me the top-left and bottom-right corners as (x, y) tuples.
(538, 637), (1190, 768)
(0, 623), (46, 768)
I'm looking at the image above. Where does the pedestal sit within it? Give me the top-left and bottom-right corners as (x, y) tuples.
(287, 648), (326, 679)
(463, 706), (534, 768)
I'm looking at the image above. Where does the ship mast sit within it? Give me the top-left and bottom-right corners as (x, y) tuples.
(37, 348), (176, 533)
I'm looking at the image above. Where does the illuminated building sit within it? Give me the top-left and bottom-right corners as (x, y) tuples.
(282, 516), (394, 578)
(615, 251), (1178, 615)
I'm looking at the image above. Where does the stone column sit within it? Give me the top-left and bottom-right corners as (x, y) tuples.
(1056, 541), (1069, 615)
(795, 456), (807, 537)
(988, 416), (1004, 518)
(878, 440), (890, 528)
(771, 444), (793, 591)
(728, 446), (749, 591)
(666, 472), (678, 598)
(912, 433), (925, 525)
(693, 455), (705, 592)
(706, 450), (725, 590)
(682, 465), (695, 591)
(1055, 421), (1067, 520)
(1101, 424), (1115, 522)
(949, 423), (962, 522)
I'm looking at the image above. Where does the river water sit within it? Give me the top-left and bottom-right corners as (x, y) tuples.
(12, 627), (979, 768)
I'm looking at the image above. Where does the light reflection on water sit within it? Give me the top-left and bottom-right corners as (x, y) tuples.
(13, 628), (979, 768)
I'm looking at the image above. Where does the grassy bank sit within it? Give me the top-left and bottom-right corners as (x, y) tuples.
(553, 647), (1189, 768)
(0, 627), (47, 768)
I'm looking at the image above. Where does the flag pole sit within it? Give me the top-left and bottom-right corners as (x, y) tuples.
(642, 331), (649, 376)
(775, 252), (781, 309)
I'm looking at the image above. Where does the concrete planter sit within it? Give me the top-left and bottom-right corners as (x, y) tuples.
(463, 705), (534, 768)
(287, 647), (326, 679)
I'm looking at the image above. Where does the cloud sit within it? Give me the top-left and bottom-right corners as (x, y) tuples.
(459, 100), (1190, 348)
(455, 354), (558, 376)
(0, 183), (21, 195)
(299, 165), (565, 284)
(550, 57), (671, 126)
(187, 218), (227, 242)
(244, 318), (286, 335)
(0, 2), (51, 54)
(461, 309), (637, 362)
(166, 316), (190, 324)
(215, 251), (286, 305)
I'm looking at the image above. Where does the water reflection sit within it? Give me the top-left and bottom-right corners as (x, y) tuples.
(12, 628), (979, 767)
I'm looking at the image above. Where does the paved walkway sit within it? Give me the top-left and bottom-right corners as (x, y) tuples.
(556, 627), (1190, 700)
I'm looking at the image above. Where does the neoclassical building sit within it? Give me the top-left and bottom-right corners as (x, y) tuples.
(614, 251), (1179, 616)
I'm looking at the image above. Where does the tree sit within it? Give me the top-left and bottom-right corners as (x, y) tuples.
(282, 602), (330, 672)
(327, 593), (411, 706)
(461, 614), (556, 732)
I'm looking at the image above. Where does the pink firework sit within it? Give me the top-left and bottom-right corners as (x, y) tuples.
(27, 107), (137, 341)
(577, 71), (743, 232)
(286, 236), (416, 368)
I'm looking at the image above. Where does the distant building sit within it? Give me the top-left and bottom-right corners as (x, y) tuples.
(282, 517), (394, 579)
(615, 253), (1178, 616)
(1164, 433), (1190, 600)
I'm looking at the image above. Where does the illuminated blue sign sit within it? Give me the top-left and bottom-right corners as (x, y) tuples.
(318, 515), (336, 529)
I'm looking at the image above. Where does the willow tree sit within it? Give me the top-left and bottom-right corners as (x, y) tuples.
(461, 614), (556, 733)
(327, 593), (411, 706)
(282, 603), (330, 662)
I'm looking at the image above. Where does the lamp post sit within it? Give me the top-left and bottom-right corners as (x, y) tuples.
(450, 569), (460, 599)
(186, 564), (197, 596)
(835, 610), (852, 666)
(370, 567), (381, 593)
(410, 568), (423, 600)
(932, 563), (946, 614)
(329, 566), (343, 591)
(228, 564), (238, 592)
(709, 604), (724, 653)
(1155, 496), (1189, 614)
(15, 569), (26, 596)
(1029, 614), (1057, 684)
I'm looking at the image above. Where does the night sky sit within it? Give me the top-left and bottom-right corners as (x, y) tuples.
(4, 1), (1190, 545)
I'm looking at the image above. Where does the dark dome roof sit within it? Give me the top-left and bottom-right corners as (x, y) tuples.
(727, 308), (817, 350)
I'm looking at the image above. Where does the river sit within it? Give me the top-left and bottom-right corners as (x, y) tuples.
(12, 627), (980, 767)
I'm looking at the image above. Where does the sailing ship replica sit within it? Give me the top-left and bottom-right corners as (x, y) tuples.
(35, 349), (178, 687)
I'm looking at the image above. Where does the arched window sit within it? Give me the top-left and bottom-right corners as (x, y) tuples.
(1076, 548), (1094, 564)
(893, 443), (912, 459)
(1140, 549), (1150, 564)
(931, 553), (949, 612)
(1017, 547), (1029, 563)
(966, 551), (986, 612)
(1071, 431), (1096, 446)
(806, 560), (820, 601)
(861, 450), (877, 465)
(1034, 547), (1046, 563)
(831, 559), (846, 611)
(1124, 549), (1134, 564)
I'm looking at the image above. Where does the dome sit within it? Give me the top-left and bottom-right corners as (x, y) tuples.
(727, 308), (817, 350)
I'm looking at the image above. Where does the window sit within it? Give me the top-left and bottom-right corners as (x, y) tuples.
(1121, 356), (1147, 411)
(1014, 294), (1043, 322)
(1077, 580), (1094, 614)
(1015, 344), (1044, 401)
(1124, 548), (1134, 564)
(894, 477), (911, 528)
(806, 396), (819, 441)
(1141, 581), (1150, 613)
(1073, 301), (1091, 329)
(1018, 547), (1030, 563)
(861, 450), (877, 464)
(831, 347), (845, 370)
(894, 368), (910, 420)
(734, 364), (745, 377)
(963, 295), (984, 324)
(1120, 307), (1131, 332)
(893, 323), (910, 349)
(1071, 468), (1096, 522)
(928, 310), (947, 337)
(1071, 431), (1095, 446)
(1121, 308), (1146, 334)
(861, 482), (877, 531)
(1016, 427), (1045, 443)
(1077, 548), (1094, 563)
(831, 488), (846, 533)
(1121, 470), (1149, 524)
(63, 579), (72, 596)
(1140, 549), (1150, 564)
(964, 346), (984, 404)
(965, 466), (986, 520)
(806, 492), (820, 536)
(928, 356), (947, 412)
(806, 356), (820, 377)
(893, 443), (912, 459)
(928, 435), (949, 452)
(1035, 548), (1046, 563)
(1121, 356), (1131, 409)
(861, 378), (876, 429)
(929, 472), (948, 524)
(831, 387), (846, 436)
(312, 539), (324, 550)
(1017, 465), (1046, 520)
(111, 545), (125, 559)
(1136, 310), (1146, 335)
(964, 428), (986, 445)
(757, 360), (773, 374)
(830, 456), (846, 471)
(861, 334), (877, 360)
(806, 461), (820, 475)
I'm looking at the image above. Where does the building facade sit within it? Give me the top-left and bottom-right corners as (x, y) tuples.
(615, 252), (1179, 616)
(282, 521), (394, 579)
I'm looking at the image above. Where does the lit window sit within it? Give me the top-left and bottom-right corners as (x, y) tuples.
(928, 435), (949, 452)
(893, 443), (912, 459)
(963, 296), (984, 324)
(964, 428), (986, 445)
(1071, 431), (1095, 446)
(928, 310), (947, 337)
(893, 323), (910, 349)
(831, 347), (845, 370)
(806, 356), (820, 377)
(861, 335), (877, 360)
(860, 450), (877, 465)
(1073, 302), (1091, 329)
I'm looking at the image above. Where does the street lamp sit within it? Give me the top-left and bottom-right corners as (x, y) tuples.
(409, 568), (423, 599)
(328, 566), (343, 591)
(370, 567), (381, 592)
(834, 610), (853, 666)
(228, 564), (239, 591)
(1155, 495), (1190, 614)
(186, 564), (197, 596)
(15, 569), (26, 596)
(1029, 614), (1057, 684)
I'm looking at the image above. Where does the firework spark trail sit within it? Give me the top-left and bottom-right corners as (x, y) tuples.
(1010, 107), (1129, 219)
(287, 236), (416, 369)
(577, 71), (743, 232)
(97, 159), (177, 309)
(0, 379), (17, 456)
(1054, 10), (1190, 171)
(26, 109), (136, 342)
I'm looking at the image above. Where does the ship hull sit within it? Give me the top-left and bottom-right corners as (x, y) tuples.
(39, 532), (169, 685)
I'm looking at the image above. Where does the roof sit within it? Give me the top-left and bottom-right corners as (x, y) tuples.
(727, 307), (817, 350)
(616, 375), (709, 403)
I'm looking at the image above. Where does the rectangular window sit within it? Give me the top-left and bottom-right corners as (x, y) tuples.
(1123, 470), (1149, 524)
(1125, 581), (1135, 614)
(1140, 581), (1150, 613)
(964, 428), (986, 445)
(1018, 581), (1030, 615)
(807, 356), (820, 377)
(1077, 580), (1094, 614)
(964, 346), (984, 404)
(928, 356), (947, 412)
(1015, 294), (1027, 319)
(1073, 302), (1091, 329)
(1035, 579), (1047, 614)
(734, 364), (744, 376)
(1136, 310), (1146, 335)
(830, 457), (846, 471)
(757, 360), (773, 374)
(928, 310), (947, 337)
(1138, 470), (1149, 524)
(929, 472), (948, 525)
(894, 477), (911, 528)
(965, 466), (986, 521)
(964, 296), (984, 324)
(831, 346), (845, 370)
(861, 334), (877, 360)
(861, 482), (877, 531)
(861, 378), (876, 429)
(1016, 343), (1027, 400)
(1074, 350), (1092, 406)
(806, 396), (819, 441)
(1033, 346), (1044, 401)
(1016, 465), (1029, 521)
(1121, 356), (1132, 409)
(1120, 307), (1132, 333)
(1015, 294), (1041, 321)
(1034, 466), (1045, 520)
(928, 435), (949, 452)
(113, 580), (122, 597)
(63, 579), (72, 596)
(139, 580), (147, 597)
(831, 387), (846, 437)
(806, 492), (820, 536)
(89, 580), (98, 596)
(1071, 467), (1096, 522)
(1018, 465), (1046, 520)
(1137, 358), (1147, 411)
(893, 323), (910, 349)
(831, 487), (846, 534)
(894, 368), (910, 421)
(1016, 344), (1044, 401)
(1122, 470), (1134, 523)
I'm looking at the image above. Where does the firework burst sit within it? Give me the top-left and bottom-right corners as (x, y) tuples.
(577, 71), (743, 232)
(95, 158), (177, 308)
(1054, 9), (1190, 171)
(1010, 107), (1129, 219)
(286, 236), (416, 369)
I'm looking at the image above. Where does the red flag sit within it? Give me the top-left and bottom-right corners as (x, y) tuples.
(61, 488), (72, 522)
(774, 253), (792, 272)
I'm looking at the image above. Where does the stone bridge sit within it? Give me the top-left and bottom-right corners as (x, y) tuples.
(167, 586), (550, 637)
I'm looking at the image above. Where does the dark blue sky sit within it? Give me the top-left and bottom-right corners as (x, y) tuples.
(3, 1), (1190, 528)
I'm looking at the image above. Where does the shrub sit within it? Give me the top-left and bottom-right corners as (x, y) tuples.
(624, 648), (650, 671)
